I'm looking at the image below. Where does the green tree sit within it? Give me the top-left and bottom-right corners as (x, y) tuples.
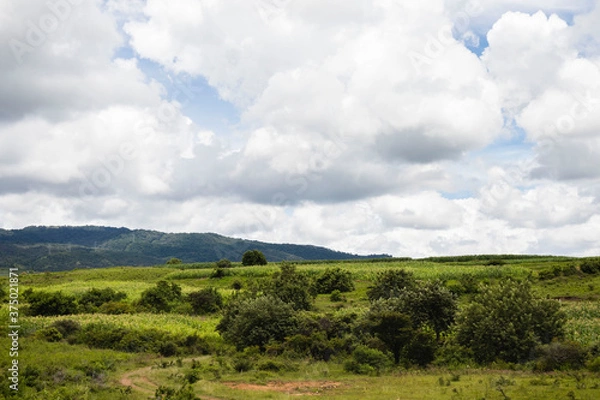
(313, 267), (355, 294)
(367, 269), (416, 301)
(166, 257), (182, 265)
(217, 296), (298, 350)
(187, 287), (223, 314)
(395, 280), (457, 339)
(138, 281), (182, 313)
(216, 258), (232, 268)
(367, 310), (413, 364)
(265, 263), (315, 310)
(455, 279), (565, 363)
(241, 250), (268, 266)
(25, 290), (78, 316)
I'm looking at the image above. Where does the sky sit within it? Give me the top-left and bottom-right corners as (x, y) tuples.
(1, 0), (600, 258)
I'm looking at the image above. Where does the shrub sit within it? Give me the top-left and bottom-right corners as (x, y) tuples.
(580, 258), (600, 274)
(587, 356), (600, 372)
(265, 263), (315, 311)
(166, 258), (182, 265)
(79, 287), (127, 311)
(231, 280), (243, 290)
(344, 345), (392, 375)
(455, 279), (565, 363)
(50, 319), (81, 338)
(313, 268), (355, 294)
(38, 327), (63, 342)
(217, 296), (299, 351)
(138, 281), (182, 313)
(159, 341), (180, 357)
(535, 341), (588, 371)
(404, 330), (437, 367)
(216, 258), (232, 268)
(26, 290), (78, 316)
(329, 290), (343, 302)
(188, 288), (223, 314)
(367, 269), (416, 301)
(98, 301), (134, 314)
(209, 267), (227, 279)
(241, 250), (267, 266)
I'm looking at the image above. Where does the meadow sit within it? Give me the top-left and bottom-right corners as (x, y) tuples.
(2, 255), (600, 399)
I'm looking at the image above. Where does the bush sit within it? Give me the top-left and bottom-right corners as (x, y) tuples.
(264, 263), (315, 311)
(166, 258), (182, 265)
(404, 330), (437, 367)
(313, 268), (355, 294)
(50, 319), (81, 338)
(217, 295), (299, 350)
(367, 269), (416, 301)
(344, 345), (392, 375)
(37, 327), (63, 342)
(98, 301), (134, 314)
(79, 288), (127, 311)
(535, 341), (588, 371)
(210, 267), (227, 279)
(138, 281), (182, 313)
(330, 290), (343, 302)
(159, 341), (180, 357)
(26, 290), (78, 316)
(241, 250), (268, 266)
(580, 258), (600, 274)
(455, 279), (565, 363)
(216, 259), (232, 268)
(188, 288), (223, 314)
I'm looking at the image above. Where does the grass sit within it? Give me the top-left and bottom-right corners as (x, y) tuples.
(6, 256), (600, 399)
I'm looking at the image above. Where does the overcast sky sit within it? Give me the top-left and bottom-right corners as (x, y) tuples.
(1, 0), (600, 257)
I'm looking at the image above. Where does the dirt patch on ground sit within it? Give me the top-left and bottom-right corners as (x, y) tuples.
(223, 381), (341, 395)
(119, 366), (157, 394)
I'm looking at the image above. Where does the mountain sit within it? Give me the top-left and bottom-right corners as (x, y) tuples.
(0, 226), (390, 271)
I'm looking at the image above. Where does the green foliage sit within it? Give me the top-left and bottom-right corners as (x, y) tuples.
(98, 301), (134, 314)
(404, 330), (438, 367)
(138, 280), (183, 312)
(366, 310), (413, 364)
(37, 326), (63, 342)
(580, 258), (600, 274)
(330, 290), (344, 302)
(50, 319), (81, 339)
(368, 281), (457, 340)
(187, 287), (223, 314)
(367, 269), (416, 301)
(79, 287), (127, 311)
(534, 341), (588, 371)
(166, 257), (183, 265)
(456, 279), (566, 363)
(241, 249), (268, 266)
(217, 295), (299, 350)
(25, 290), (78, 316)
(344, 345), (392, 375)
(216, 258), (232, 268)
(313, 267), (355, 294)
(264, 263), (315, 310)
(155, 384), (199, 400)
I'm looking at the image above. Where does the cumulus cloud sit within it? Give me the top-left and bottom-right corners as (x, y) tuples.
(1, 0), (600, 257)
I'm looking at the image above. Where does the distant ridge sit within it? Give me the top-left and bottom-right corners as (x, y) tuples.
(0, 226), (391, 271)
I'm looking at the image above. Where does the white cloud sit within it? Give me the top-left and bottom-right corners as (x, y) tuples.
(1, 0), (600, 258)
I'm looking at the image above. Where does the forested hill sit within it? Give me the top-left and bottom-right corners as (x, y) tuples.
(0, 226), (390, 271)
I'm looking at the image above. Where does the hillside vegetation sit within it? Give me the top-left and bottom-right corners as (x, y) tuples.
(3, 255), (600, 399)
(0, 226), (389, 271)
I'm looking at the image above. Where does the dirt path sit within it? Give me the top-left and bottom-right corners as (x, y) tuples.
(119, 365), (157, 394)
(118, 359), (340, 398)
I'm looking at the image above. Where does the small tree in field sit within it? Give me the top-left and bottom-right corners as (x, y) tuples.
(217, 296), (298, 350)
(455, 279), (565, 363)
(242, 250), (267, 266)
(367, 269), (416, 301)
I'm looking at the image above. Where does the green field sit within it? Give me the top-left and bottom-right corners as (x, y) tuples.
(2, 256), (600, 399)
